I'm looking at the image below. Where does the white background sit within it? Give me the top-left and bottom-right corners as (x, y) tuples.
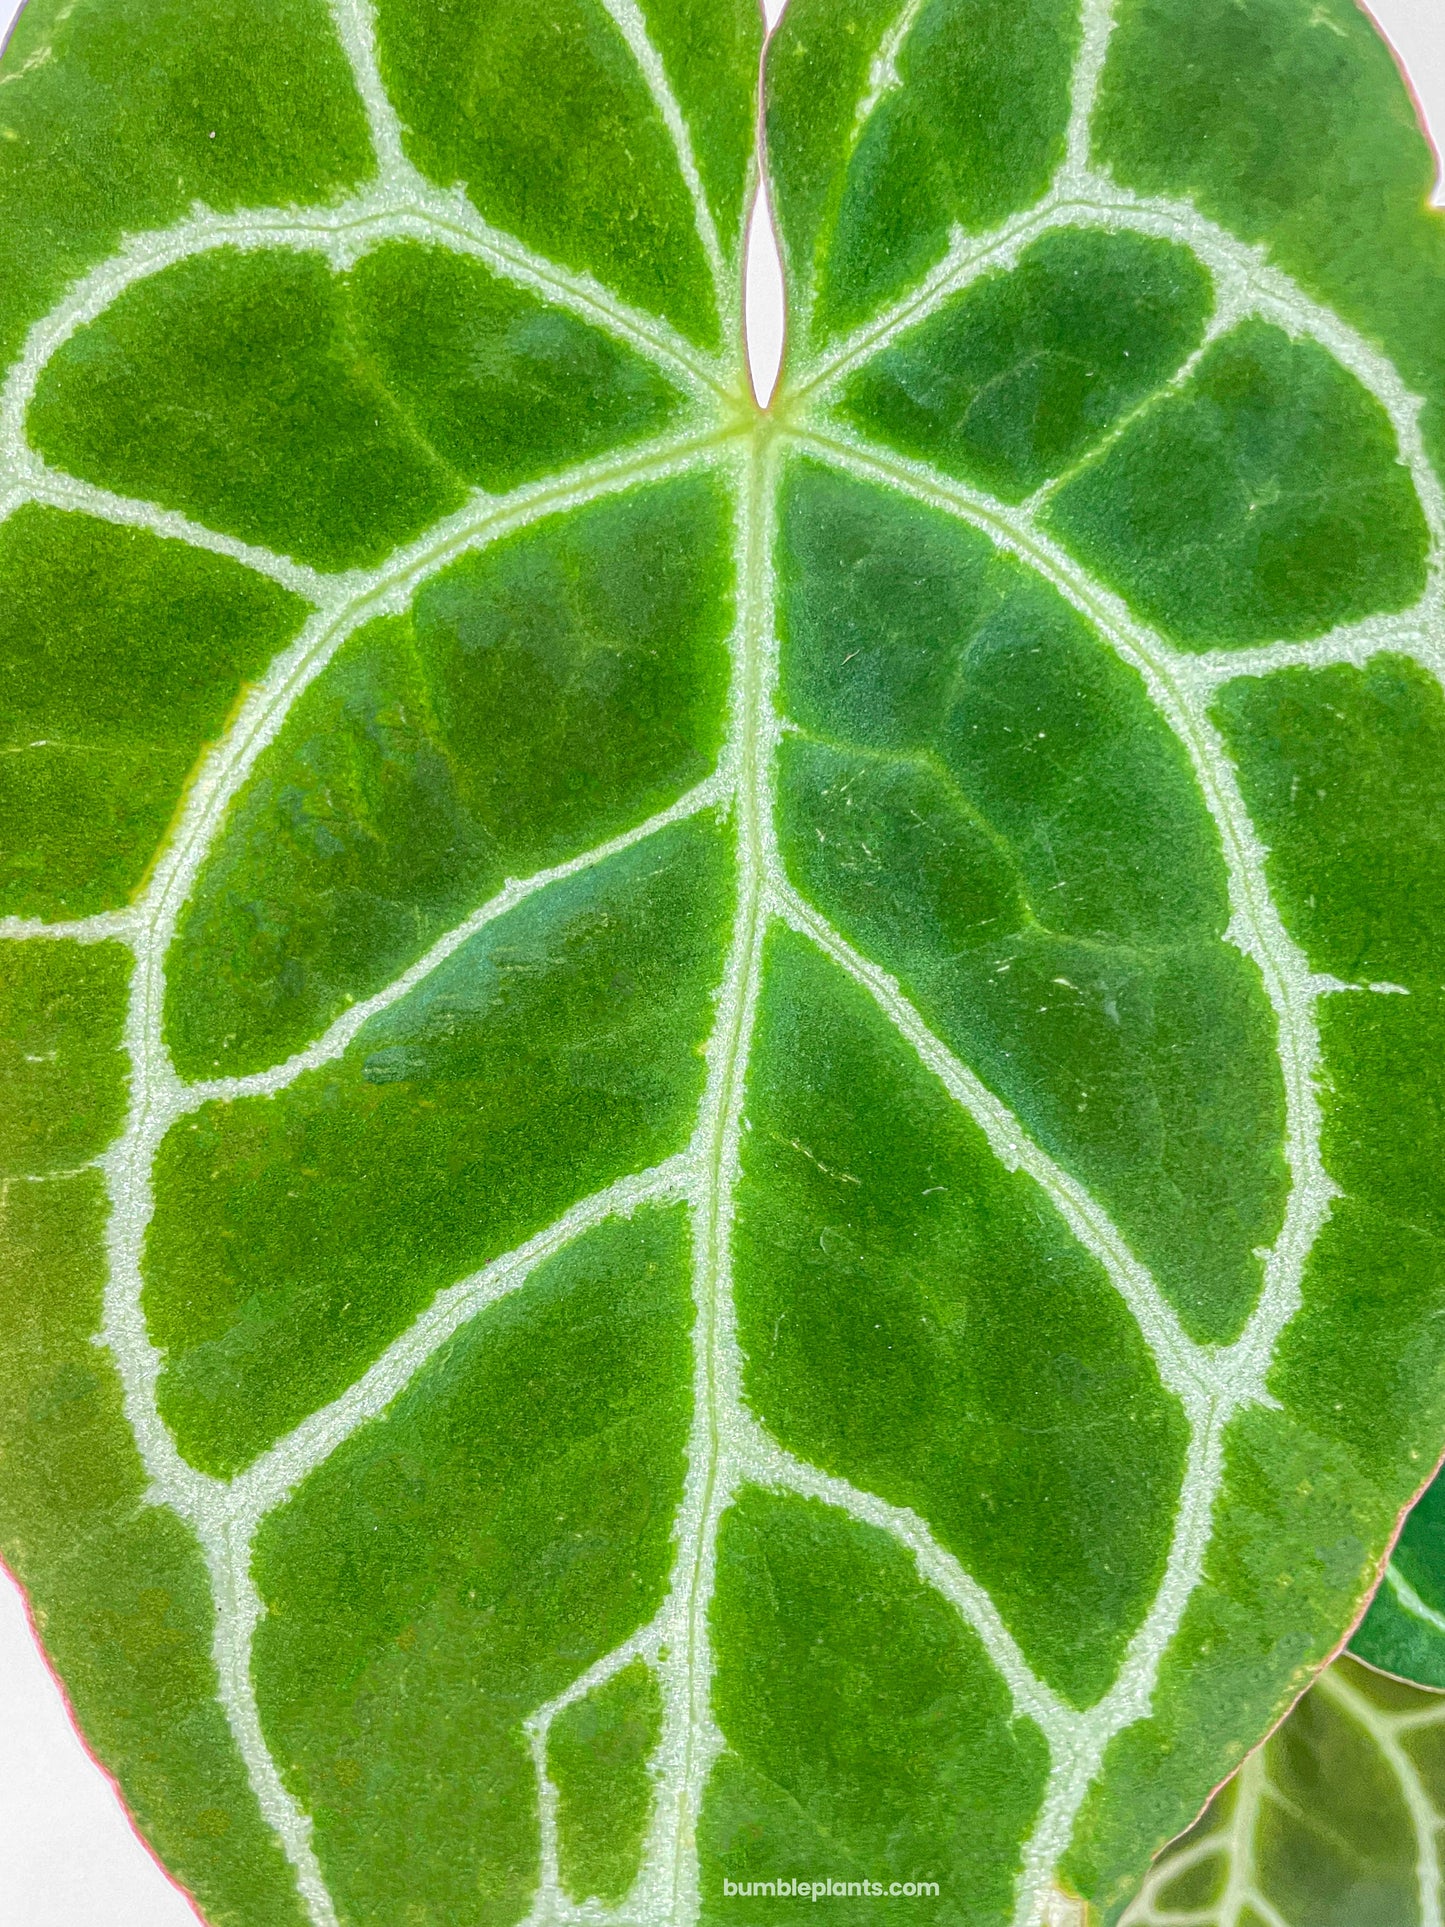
(0, 0), (1440, 1919)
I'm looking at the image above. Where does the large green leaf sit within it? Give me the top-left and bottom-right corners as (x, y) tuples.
(1123, 1654), (1445, 1927)
(1, 1), (1444, 1924)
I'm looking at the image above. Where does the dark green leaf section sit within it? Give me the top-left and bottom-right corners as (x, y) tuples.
(764, 0), (1078, 346)
(1217, 658), (1445, 991)
(1048, 322), (1429, 649)
(1066, 1389), (1445, 1921)
(0, 941), (128, 1175)
(371, 0), (734, 351)
(166, 475), (732, 1079)
(548, 1660), (662, 1904)
(147, 818), (728, 1476)
(630, 0), (763, 262)
(1353, 1577), (1445, 1698)
(1094, 0), (1445, 473)
(30, 251), (460, 571)
(0, 508), (307, 920)
(700, 1490), (1048, 1923)
(344, 243), (686, 488)
(737, 932), (1187, 1707)
(1139, 1657), (1445, 1927)
(0, 0), (370, 371)
(838, 229), (1212, 500)
(0, 1177), (307, 1927)
(1352, 1466), (1445, 1691)
(776, 461), (1286, 1344)
(253, 1207), (692, 1927)
(31, 241), (689, 575)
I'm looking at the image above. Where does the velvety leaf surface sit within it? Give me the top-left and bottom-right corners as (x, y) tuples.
(0, 507), (309, 919)
(3, 1), (1445, 1925)
(1124, 1655), (1445, 1927)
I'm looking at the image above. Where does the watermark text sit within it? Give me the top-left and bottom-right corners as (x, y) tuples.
(722, 1878), (940, 1900)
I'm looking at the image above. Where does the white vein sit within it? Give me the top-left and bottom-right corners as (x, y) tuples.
(327, 0), (408, 177)
(22, 468), (333, 601)
(852, 0), (928, 138)
(184, 774), (730, 1111)
(0, 909), (137, 945)
(1388, 1564), (1445, 1641)
(230, 1158), (695, 1529)
(740, 1424), (1068, 1735)
(645, 440), (777, 1927)
(596, 0), (730, 307)
(770, 879), (1222, 1417)
(1183, 611), (1443, 691)
(206, 1521), (340, 1927)
(1022, 312), (1231, 519)
(1060, 0), (1117, 184)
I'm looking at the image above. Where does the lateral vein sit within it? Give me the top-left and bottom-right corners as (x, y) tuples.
(738, 1423), (1071, 1738)
(183, 771), (732, 1109)
(770, 877), (1218, 1414)
(595, 0), (731, 311)
(227, 1155), (697, 1526)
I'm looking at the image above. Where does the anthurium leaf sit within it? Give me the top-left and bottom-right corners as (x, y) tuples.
(1124, 1653), (1445, 1927)
(2, 1), (1445, 1925)
(1352, 1462), (1445, 1692)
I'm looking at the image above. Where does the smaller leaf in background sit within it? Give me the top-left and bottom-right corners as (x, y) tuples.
(1353, 1464), (1445, 1692)
(1124, 1654), (1445, 1927)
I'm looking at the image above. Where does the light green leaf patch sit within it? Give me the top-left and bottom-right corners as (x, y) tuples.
(2, 1), (1445, 1925)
